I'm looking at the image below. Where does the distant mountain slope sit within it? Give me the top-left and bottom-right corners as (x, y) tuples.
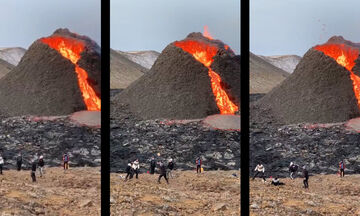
(0, 47), (26, 66)
(259, 54), (301, 73)
(250, 52), (290, 94)
(110, 49), (148, 89)
(0, 58), (14, 79)
(118, 50), (160, 69)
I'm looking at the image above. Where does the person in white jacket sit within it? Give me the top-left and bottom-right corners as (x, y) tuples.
(132, 159), (140, 179)
(0, 155), (4, 175)
(252, 163), (266, 181)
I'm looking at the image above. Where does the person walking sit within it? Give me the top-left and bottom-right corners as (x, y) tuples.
(289, 162), (298, 179)
(38, 155), (45, 177)
(252, 163), (266, 182)
(16, 153), (23, 171)
(167, 158), (174, 178)
(150, 157), (156, 175)
(303, 166), (309, 189)
(158, 161), (169, 184)
(63, 153), (69, 172)
(0, 155), (4, 175)
(339, 160), (345, 177)
(196, 157), (202, 173)
(125, 162), (133, 181)
(31, 160), (37, 182)
(133, 159), (140, 179)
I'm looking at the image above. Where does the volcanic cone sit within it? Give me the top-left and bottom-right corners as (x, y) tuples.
(114, 32), (240, 120)
(0, 28), (101, 117)
(254, 36), (360, 124)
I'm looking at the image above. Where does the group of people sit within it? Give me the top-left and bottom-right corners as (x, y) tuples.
(0, 152), (71, 182)
(253, 160), (346, 189)
(124, 156), (206, 184)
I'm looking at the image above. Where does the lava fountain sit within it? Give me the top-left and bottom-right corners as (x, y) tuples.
(174, 27), (238, 114)
(314, 43), (360, 108)
(41, 36), (101, 111)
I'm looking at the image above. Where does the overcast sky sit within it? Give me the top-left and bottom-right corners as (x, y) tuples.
(0, 0), (100, 49)
(111, 0), (240, 54)
(251, 0), (360, 56)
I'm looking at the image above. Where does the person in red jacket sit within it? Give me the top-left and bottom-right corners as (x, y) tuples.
(196, 157), (202, 173)
(339, 160), (345, 177)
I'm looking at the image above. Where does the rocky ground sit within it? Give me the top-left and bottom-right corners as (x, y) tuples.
(250, 174), (360, 215)
(0, 167), (100, 215)
(110, 101), (240, 172)
(110, 170), (240, 215)
(250, 94), (360, 177)
(0, 115), (101, 169)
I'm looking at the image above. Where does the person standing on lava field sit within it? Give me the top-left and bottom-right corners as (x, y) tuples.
(63, 153), (69, 172)
(150, 157), (156, 175)
(0, 154), (4, 175)
(125, 162), (133, 181)
(339, 160), (345, 177)
(133, 159), (140, 179)
(196, 157), (202, 173)
(31, 160), (37, 182)
(289, 162), (299, 179)
(158, 161), (169, 184)
(38, 155), (45, 177)
(252, 163), (266, 182)
(16, 153), (23, 171)
(303, 166), (309, 189)
(167, 158), (175, 178)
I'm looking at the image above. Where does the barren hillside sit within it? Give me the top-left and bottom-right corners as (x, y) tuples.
(250, 52), (290, 94)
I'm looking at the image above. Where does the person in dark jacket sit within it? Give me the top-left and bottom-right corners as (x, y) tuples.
(303, 166), (309, 189)
(150, 157), (156, 174)
(63, 153), (69, 172)
(125, 162), (133, 181)
(196, 157), (202, 173)
(31, 160), (37, 182)
(289, 162), (299, 179)
(339, 160), (345, 177)
(167, 159), (174, 178)
(0, 155), (4, 175)
(158, 161), (169, 184)
(271, 177), (285, 186)
(16, 153), (23, 171)
(38, 155), (45, 177)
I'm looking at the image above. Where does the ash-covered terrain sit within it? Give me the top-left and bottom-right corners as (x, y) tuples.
(110, 102), (240, 172)
(0, 115), (100, 170)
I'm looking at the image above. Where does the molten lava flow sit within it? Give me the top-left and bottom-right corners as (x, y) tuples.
(174, 40), (238, 114)
(315, 43), (360, 107)
(41, 36), (101, 111)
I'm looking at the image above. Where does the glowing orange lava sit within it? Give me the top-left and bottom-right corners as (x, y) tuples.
(174, 39), (238, 114)
(315, 43), (360, 107)
(41, 36), (101, 111)
(203, 26), (213, 40)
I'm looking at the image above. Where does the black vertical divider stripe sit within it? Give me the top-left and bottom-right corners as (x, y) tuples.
(101, 0), (110, 215)
(241, 0), (250, 215)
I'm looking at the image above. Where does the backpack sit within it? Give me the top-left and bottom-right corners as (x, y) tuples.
(64, 155), (69, 162)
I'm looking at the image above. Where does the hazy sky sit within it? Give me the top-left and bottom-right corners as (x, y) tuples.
(0, 0), (101, 49)
(251, 0), (360, 56)
(111, 0), (240, 54)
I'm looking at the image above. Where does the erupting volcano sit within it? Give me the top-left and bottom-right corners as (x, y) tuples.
(174, 28), (238, 114)
(114, 29), (240, 120)
(41, 36), (101, 111)
(314, 44), (360, 108)
(0, 28), (101, 117)
(254, 36), (360, 124)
